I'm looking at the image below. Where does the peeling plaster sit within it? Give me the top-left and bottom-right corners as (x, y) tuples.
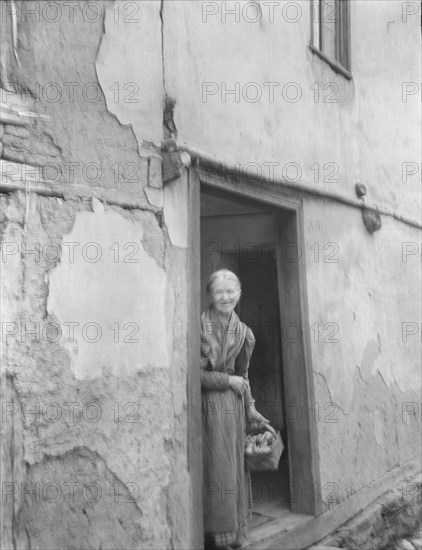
(145, 186), (164, 208)
(47, 206), (173, 379)
(306, 202), (421, 406)
(1, 5), (189, 546)
(18, 447), (147, 549)
(95, 1), (163, 145)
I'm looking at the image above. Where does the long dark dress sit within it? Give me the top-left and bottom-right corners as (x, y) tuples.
(200, 307), (256, 544)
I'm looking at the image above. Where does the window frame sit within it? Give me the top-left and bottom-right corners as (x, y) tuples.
(310, 0), (352, 80)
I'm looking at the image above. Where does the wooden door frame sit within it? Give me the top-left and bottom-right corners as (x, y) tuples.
(187, 167), (204, 549)
(274, 207), (321, 516)
(187, 165), (322, 547)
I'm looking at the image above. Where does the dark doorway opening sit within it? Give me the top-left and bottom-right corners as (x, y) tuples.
(188, 166), (321, 548)
(200, 187), (293, 527)
(238, 255), (291, 525)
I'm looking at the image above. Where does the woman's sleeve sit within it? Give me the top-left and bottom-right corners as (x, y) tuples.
(235, 326), (256, 407)
(200, 333), (230, 391)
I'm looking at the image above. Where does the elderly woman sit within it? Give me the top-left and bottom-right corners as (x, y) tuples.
(201, 269), (274, 550)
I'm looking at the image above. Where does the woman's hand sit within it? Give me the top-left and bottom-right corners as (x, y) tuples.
(229, 375), (249, 396)
(247, 405), (277, 436)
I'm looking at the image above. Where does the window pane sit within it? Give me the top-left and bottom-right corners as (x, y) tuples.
(338, 0), (350, 70)
(322, 0), (337, 60)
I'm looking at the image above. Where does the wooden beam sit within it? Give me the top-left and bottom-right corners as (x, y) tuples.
(187, 166), (204, 550)
(0, 88), (41, 126)
(275, 207), (322, 517)
(0, 160), (159, 213)
(187, 147), (421, 230)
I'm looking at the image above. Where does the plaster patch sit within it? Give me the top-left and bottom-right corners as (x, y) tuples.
(145, 187), (164, 208)
(95, 1), (163, 145)
(163, 175), (188, 248)
(92, 197), (105, 214)
(305, 201), (421, 402)
(47, 208), (172, 379)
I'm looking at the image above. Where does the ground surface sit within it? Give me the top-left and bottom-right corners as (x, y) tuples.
(391, 522), (422, 550)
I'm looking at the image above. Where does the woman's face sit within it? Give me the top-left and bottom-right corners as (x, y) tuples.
(210, 279), (240, 317)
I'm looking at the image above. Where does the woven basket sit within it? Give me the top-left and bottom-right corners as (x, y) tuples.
(244, 430), (284, 471)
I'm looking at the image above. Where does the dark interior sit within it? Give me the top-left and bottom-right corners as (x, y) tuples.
(200, 187), (291, 522)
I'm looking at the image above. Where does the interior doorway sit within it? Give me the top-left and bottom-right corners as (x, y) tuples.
(199, 182), (320, 541)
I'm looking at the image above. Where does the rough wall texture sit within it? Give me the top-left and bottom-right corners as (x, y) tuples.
(303, 200), (421, 509)
(4, 0), (152, 196)
(1, 192), (190, 550)
(162, 0), (421, 515)
(310, 473), (422, 550)
(1, 0), (421, 547)
(164, 0), (420, 221)
(1, 2), (190, 549)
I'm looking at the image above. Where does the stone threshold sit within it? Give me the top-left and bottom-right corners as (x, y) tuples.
(312, 472), (421, 550)
(245, 461), (420, 550)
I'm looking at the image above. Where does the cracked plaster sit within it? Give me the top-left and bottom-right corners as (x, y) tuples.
(47, 203), (173, 380)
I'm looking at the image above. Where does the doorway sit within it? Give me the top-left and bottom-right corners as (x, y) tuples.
(200, 188), (290, 522)
(199, 182), (320, 542)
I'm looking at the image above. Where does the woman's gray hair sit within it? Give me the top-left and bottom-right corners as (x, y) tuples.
(206, 269), (242, 295)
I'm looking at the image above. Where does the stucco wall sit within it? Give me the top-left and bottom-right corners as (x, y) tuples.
(164, 0), (420, 221)
(1, 2), (191, 549)
(161, 0), (421, 511)
(303, 199), (421, 507)
(1, 0), (421, 546)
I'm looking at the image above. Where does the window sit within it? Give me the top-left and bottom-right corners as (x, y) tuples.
(310, 0), (351, 78)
